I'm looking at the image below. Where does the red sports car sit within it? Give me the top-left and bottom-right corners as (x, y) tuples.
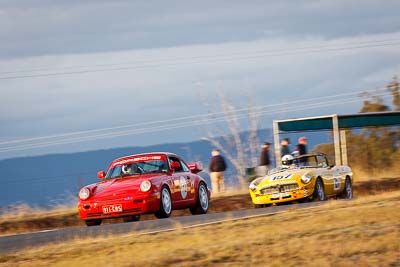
(78, 152), (210, 226)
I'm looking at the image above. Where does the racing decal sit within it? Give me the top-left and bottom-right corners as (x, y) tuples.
(113, 158), (135, 166)
(333, 177), (341, 191)
(304, 188), (308, 197)
(269, 173), (293, 182)
(132, 156), (162, 162)
(180, 176), (188, 199)
(112, 155), (163, 167)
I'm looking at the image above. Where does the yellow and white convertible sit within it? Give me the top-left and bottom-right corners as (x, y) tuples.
(249, 153), (353, 207)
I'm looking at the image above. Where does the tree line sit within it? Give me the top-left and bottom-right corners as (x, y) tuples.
(314, 76), (400, 178)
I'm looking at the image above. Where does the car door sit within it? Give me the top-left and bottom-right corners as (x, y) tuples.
(178, 158), (195, 202)
(318, 155), (342, 195)
(168, 156), (194, 207)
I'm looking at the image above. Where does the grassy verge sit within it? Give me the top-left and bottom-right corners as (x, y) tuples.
(1, 191), (399, 266)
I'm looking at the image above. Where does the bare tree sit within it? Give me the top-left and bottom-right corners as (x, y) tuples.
(201, 90), (261, 189)
(246, 98), (261, 167)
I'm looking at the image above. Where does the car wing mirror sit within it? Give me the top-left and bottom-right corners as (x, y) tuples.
(188, 162), (203, 174)
(97, 171), (106, 179)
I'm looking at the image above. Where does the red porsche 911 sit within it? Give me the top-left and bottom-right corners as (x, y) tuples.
(78, 152), (210, 226)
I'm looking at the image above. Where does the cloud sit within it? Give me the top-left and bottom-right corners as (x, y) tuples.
(1, 33), (399, 127)
(0, 1), (400, 159)
(1, 1), (400, 59)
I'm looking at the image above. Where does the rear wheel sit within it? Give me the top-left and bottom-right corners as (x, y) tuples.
(341, 177), (353, 199)
(123, 215), (141, 222)
(190, 183), (209, 215)
(85, 219), (102, 226)
(155, 186), (172, 219)
(313, 179), (326, 201)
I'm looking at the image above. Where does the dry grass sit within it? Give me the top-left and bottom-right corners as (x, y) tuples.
(0, 204), (76, 224)
(352, 165), (400, 182)
(1, 191), (399, 267)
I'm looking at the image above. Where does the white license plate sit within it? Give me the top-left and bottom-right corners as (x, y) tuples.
(281, 192), (290, 197)
(102, 204), (123, 214)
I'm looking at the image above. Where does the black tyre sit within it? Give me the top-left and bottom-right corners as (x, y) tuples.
(313, 179), (326, 201)
(155, 186), (172, 219)
(85, 219), (102, 226)
(122, 215), (141, 222)
(341, 177), (353, 199)
(190, 183), (209, 215)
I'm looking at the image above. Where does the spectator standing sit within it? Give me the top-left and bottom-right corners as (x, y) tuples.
(280, 138), (290, 156)
(209, 149), (227, 194)
(259, 142), (271, 176)
(296, 137), (308, 165)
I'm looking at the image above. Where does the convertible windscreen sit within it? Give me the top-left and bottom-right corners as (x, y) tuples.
(105, 160), (168, 179)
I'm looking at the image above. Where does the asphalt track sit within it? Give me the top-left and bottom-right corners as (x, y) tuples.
(0, 201), (324, 254)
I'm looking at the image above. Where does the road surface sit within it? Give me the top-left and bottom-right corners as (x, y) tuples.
(0, 201), (324, 254)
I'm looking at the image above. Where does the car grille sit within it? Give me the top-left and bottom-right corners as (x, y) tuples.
(260, 183), (299, 195)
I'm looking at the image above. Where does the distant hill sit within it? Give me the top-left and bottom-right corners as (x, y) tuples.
(0, 129), (329, 208)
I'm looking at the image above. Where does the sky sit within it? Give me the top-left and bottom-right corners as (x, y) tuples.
(1, 0), (400, 159)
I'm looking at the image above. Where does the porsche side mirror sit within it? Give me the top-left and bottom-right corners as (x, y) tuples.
(97, 171), (106, 179)
(188, 162), (203, 174)
(170, 161), (180, 171)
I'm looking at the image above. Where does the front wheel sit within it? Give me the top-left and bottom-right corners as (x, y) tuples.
(155, 186), (172, 219)
(313, 179), (326, 201)
(190, 183), (209, 215)
(85, 219), (102, 226)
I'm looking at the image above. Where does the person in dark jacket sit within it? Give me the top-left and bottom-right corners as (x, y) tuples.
(258, 142), (271, 176)
(296, 136), (308, 165)
(281, 138), (290, 156)
(209, 149), (227, 194)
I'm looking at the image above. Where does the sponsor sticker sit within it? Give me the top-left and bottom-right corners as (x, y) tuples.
(180, 176), (188, 199)
(334, 177), (341, 191)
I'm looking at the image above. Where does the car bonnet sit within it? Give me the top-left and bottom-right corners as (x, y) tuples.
(257, 169), (307, 188)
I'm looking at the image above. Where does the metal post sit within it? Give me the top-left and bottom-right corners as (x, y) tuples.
(273, 120), (281, 167)
(340, 129), (348, 166)
(332, 115), (342, 165)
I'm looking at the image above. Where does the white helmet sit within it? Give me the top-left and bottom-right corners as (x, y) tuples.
(282, 155), (294, 166)
(122, 165), (131, 175)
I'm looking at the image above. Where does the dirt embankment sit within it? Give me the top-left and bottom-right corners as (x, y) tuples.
(1, 178), (399, 235)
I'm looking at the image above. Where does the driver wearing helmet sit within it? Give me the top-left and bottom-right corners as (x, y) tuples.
(281, 154), (295, 168)
(121, 164), (133, 176)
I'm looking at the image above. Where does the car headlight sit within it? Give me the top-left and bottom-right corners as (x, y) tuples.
(79, 187), (90, 200)
(249, 178), (262, 191)
(140, 180), (152, 192)
(301, 173), (312, 184)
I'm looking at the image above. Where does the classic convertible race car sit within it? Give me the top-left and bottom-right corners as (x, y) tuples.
(249, 153), (353, 207)
(78, 152), (210, 226)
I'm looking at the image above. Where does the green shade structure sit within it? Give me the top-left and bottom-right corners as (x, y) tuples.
(273, 112), (400, 166)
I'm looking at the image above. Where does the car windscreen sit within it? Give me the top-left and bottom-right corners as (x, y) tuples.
(295, 155), (318, 168)
(105, 159), (168, 179)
